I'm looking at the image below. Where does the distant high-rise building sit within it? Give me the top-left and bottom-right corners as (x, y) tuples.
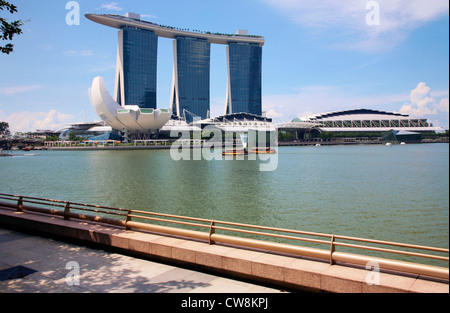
(226, 43), (262, 116)
(171, 37), (211, 122)
(115, 27), (158, 109)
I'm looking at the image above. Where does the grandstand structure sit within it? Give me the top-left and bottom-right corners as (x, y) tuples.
(284, 109), (443, 133)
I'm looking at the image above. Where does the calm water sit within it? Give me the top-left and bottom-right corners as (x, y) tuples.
(1, 144), (448, 261)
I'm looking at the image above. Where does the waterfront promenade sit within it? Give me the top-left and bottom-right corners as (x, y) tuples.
(0, 226), (281, 293)
(0, 204), (448, 293)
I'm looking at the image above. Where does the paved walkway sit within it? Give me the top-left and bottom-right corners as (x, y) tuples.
(0, 227), (283, 293)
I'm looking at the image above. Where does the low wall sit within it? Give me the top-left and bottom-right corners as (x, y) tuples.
(0, 206), (448, 293)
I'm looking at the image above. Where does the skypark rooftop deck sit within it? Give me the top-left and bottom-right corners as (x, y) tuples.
(85, 13), (265, 46)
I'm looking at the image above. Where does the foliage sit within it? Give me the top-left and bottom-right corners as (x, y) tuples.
(46, 135), (60, 141)
(1, 0), (24, 54)
(68, 132), (83, 142)
(278, 131), (293, 142)
(0, 121), (10, 136)
(422, 130), (450, 138)
(319, 131), (383, 139)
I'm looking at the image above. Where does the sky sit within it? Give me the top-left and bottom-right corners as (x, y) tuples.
(0, 0), (448, 133)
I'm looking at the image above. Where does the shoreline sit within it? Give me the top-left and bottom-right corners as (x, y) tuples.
(46, 139), (450, 151)
(1, 139), (447, 152)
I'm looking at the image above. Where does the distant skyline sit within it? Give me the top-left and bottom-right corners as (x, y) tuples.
(0, 0), (448, 133)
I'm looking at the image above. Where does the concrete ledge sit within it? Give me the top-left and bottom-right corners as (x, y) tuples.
(0, 207), (448, 293)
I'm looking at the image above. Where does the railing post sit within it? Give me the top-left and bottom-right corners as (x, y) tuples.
(209, 221), (216, 245)
(17, 197), (23, 212)
(125, 210), (131, 230)
(64, 203), (71, 220)
(330, 234), (335, 265)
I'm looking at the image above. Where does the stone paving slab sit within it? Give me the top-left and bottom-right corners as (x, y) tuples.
(0, 227), (281, 293)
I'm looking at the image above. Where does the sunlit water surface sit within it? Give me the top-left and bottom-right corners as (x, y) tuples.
(1, 143), (448, 263)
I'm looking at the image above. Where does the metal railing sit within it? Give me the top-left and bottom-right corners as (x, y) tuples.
(0, 193), (448, 280)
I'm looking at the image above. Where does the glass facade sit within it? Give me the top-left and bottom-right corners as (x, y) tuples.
(173, 37), (211, 122)
(121, 27), (158, 109)
(227, 43), (262, 116)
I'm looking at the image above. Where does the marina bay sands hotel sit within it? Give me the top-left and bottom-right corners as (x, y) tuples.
(86, 13), (265, 132)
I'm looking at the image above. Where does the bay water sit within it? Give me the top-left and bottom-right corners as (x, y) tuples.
(1, 143), (448, 264)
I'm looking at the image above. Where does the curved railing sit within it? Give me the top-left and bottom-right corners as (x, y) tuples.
(0, 193), (448, 280)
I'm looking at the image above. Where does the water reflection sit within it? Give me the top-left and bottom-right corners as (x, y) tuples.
(0, 144), (448, 251)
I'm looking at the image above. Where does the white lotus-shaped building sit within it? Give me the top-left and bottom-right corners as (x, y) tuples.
(90, 77), (171, 133)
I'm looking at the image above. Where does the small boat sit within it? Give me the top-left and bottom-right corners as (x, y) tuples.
(222, 148), (248, 156)
(248, 147), (276, 154)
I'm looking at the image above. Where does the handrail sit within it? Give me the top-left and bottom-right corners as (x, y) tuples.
(0, 193), (448, 280)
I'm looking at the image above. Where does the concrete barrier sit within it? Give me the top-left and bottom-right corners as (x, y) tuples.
(0, 206), (448, 293)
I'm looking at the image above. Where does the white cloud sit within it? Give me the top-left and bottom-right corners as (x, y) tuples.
(209, 96), (226, 118)
(438, 98), (449, 113)
(99, 2), (123, 12)
(399, 82), (448, 117)
(262, 85), (407, 122)
(141, 14), (158, 20)
(262, 0), (449, 52)
(262, 82), (449, 129)
(264, 109), (283, 119)
(0, 110), (74, 133)
(0, 85), (43, 95)
(37, 44), (53, 51)
(65, 49), (94, 57)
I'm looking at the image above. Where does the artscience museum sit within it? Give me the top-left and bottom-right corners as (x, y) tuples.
(89, 76), (171, 138)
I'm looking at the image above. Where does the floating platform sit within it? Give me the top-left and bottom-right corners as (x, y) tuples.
(248, 147), (276, 154)
(222, 149), (248, 156)
(0, 153), (40, 157)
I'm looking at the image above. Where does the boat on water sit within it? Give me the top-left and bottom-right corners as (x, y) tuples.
(19, 146), (46, 151)
(222, 148), (248, 156)
(222, 147), (276, 156)
(248, 147), (276, 154)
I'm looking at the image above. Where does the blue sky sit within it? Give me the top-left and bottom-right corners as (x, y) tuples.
(0, 0), (448, 133)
